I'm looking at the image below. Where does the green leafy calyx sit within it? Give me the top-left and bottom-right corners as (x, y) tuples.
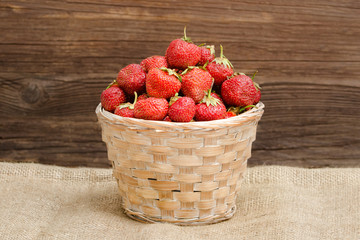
(206, 45), (215, 56)
(159, 67), (182, 82)
(200, 89), (220, 107)
(181, 65), (206, 75)
(212, 45), (233, 69)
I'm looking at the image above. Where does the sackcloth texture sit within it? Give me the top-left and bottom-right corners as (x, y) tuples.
(0, 162), (359, 240)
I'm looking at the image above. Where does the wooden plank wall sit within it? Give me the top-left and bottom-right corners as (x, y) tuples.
(1, 0), (359, 168)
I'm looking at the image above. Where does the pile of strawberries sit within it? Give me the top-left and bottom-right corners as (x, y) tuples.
(100, 28), (261, 122)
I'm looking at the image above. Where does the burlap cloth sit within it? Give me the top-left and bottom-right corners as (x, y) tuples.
(1, 162), (359, 240)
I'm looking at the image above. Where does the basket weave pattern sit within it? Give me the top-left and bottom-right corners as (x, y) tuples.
(96, 102), (264, 225)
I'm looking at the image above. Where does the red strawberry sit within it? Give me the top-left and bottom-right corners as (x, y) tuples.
(168, 97), (196, 122)
(251, 71), (262, 104)
(100, 86), (126, 112)
(137, 93), (148, 102)
(114, 92), (139, 118)
(195, 90), (226, 121)
(140, 55), (168, 73)
(134, 97), (169, 121)
(254, 90), (261, 105)
(198, 45), (215, 66)
(116, 64), (146, 97)
(181, 67), (213, 103)
(146, 68), (181, 99)
(114, 107), (134, 118)
(206, 45), (234, 86)
(165, 27), (201, 69)
(221, 74), (258, 107)
(225, 111), (237, 118)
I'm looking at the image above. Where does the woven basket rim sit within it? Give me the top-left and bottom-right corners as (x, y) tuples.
(95, 102), (264, 131)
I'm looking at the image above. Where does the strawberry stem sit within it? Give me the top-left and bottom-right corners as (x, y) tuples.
(118, 91), (138, 110)
(202, 61), (208, 69)
(181, 26), (192, 43)
(251, 70), (258, 81)
(133, 91), (138, 105)
(106, 79), (117, 89)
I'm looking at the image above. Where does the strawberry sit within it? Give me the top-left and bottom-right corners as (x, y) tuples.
(114, 92), (139, 118)
(206, 45), (234, 86)
(181, 66), (213, 103)
(165, 27), (201, 69)
(254, 90), (261, 105)
(116, 64), (146, 97)
(101, 86), (126, 112)
(137, 93), (148, 102)
(225, 111), (237, 118)
(198, 45), (215, 66)
(140, 55), (168, 73)
(221, 74), (258, 107)
(168, 97), (196, 122)
(114, 107), (134, 118)
(146, 67), (181, 99)
(251, 71), (262, 105)
(195, 90), (226, 121)
(134, 97), (169, 121)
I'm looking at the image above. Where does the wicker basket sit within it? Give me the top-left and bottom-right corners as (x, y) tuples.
(96, 102), (264, 225)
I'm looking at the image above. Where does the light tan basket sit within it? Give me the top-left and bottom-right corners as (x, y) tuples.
(96, 102), (264, 225)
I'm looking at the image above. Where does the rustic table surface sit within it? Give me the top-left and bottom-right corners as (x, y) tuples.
(1, 1), (359, 168)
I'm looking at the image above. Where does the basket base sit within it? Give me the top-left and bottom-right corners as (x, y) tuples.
(124, 205), (237, 226)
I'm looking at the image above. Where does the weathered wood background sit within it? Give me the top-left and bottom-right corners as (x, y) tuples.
(1, 0), (359, 168)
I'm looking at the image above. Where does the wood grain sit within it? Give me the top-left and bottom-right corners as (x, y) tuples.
(1, 0), (359, 168)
